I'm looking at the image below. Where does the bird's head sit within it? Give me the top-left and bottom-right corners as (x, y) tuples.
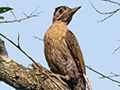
(53, 6), (81, 25)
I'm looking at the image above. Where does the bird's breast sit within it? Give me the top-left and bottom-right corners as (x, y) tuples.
(44, 22), (67, 45)
(44, 22), (76, 74)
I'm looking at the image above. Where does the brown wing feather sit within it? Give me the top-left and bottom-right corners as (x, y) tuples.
(44, 22), (86, 90)
(65, 30), (86, 74)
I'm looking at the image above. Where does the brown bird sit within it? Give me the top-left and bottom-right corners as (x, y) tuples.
(44, 6), (86, 90)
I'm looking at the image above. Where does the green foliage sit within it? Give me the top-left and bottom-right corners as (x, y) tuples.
(0, 7), (13, 19)
(0, 7), (13, 14)
(0, 16), (4, 19)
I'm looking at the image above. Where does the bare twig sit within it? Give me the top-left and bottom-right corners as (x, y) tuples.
(90, 1), (120, 22)
(110, 72), (120, 77)
(113, 46), (120, 54)
(30, 6), (39, 16)
(0, 33), (40, 69)
(97, 13), (114, 22)
(91, 1), (120, 14)
(23, 12), (28, 17)
(118, 40), (120, 42)
(6, 2), (17, 20)
(102, 0), (120, 6)
(99, 72), (120, 79)
(17, 33), (20, 48)
(86, 65), (120, 84)
(0, 6), (43, 24)
(33, 36), (43, 41)
(113, 40), (120, 54)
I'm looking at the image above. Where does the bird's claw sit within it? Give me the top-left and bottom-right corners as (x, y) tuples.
(50, 73), (70, 86)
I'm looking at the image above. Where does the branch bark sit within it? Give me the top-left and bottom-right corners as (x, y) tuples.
(0, 38), (70, 90)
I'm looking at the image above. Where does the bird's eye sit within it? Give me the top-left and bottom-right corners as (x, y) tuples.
(59, 9), (63, 14)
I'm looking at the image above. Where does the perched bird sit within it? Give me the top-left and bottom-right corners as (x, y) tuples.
(44, 6), (86, 90)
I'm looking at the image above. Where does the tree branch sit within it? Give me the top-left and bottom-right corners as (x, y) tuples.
(102, 0), (120, 6)
(90, 1), (120, 22)
(0, 38), (8, 56)
(0, 33), (39, 67)
(0, 7), (43, 24)
(86, 65), (120, 85)
(0, 38), (70, 90)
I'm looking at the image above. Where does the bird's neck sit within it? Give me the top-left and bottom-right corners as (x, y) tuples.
(53, 21), (68, 26)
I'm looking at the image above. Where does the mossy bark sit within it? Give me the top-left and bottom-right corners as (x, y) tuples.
(0, 38), (70, 90)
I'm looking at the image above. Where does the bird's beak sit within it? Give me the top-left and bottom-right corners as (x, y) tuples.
(69, 6), (81, 15)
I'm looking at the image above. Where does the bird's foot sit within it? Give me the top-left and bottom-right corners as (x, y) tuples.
(28, 62), (44, 74)
(28, 62), (43, 69)
(50, 73), (70, 86)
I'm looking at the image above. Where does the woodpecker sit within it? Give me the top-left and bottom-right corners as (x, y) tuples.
(44, 6), (86, 90)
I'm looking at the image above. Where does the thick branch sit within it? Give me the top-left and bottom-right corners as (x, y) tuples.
(0, 39), (70, 90)
(0, 38), (8, 56)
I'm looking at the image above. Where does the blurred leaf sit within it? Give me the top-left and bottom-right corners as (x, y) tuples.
(0, 16), (4, 19)
(0, 7), (13, 14)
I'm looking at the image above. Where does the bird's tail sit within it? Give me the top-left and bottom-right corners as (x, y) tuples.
(73, 77), (86, 90)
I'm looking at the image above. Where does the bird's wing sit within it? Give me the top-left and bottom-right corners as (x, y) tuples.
(65, 30), (86, 74)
